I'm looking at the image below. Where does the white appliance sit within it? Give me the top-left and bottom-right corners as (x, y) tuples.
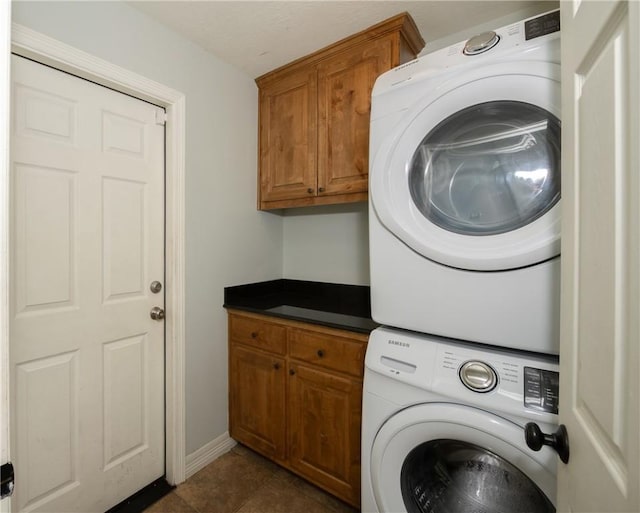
(362, 327), (562, 513)
(369, 10), (562, 354)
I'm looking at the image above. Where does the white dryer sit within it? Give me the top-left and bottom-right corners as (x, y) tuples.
(362, 327), (564, 513)
(369, 10), (561, 354)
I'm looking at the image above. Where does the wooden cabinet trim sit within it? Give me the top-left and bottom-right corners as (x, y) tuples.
(226, 309), (370, 342)
(255, 12), (424, 86)
(259, 191), (367, 210)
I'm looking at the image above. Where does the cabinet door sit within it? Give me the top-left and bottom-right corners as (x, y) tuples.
(317, 36), (393, 196)
(288, 363), (362, 507)
(229, 345), (286, 461)
(259, 67), (318, 202)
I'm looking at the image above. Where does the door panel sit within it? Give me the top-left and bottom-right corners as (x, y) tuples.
(15, 352), (79, 506)
(103, 335), (148, 469)
(559, 1), (640, 510)
(14, 163), (77, 314)
(10, 55), (165, 513)
(102, 178), (145, 301)
(14, 81), (77, 144)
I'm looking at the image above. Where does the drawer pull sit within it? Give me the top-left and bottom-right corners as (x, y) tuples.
(251, 331), (258, 339)
(289, 369), (296, 376)
(317, 349), (325, 358)
(273, 363), (280, 370)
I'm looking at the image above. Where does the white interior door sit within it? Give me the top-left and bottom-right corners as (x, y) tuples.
(10, 55), (166, 512)
(558, 1), (639, 511)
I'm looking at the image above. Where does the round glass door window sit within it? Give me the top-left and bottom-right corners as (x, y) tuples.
(401, 439), (555, 513)
(408, 101), (561, 236)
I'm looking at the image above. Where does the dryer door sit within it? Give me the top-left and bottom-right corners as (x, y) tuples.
(370, 62), (561, 271)
(370, 403), (557, 513)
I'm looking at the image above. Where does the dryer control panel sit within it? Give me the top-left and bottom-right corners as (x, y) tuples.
(525, 10), (561, 41)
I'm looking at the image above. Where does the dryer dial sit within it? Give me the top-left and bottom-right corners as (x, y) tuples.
(459, 361), (498, 392)
(463, 31), (500, 55)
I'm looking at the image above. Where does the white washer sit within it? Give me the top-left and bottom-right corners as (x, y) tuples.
(362, 327), (561, 513)
(369, 10), (561, 354)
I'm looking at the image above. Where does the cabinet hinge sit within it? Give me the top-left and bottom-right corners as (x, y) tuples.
(1, 462), (14, 499)
(155, 108), (167, 126)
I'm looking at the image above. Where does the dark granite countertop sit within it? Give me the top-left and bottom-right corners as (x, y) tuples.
(224, 279), (379, 334)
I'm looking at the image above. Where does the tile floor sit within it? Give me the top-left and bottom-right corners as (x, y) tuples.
(145, 444), (359, 513)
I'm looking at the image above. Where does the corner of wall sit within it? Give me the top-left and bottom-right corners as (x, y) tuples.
(185, 432), (237, 479)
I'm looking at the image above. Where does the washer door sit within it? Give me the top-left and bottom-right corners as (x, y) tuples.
(370, 62), (561, 271)
(370, 403), (557, 513)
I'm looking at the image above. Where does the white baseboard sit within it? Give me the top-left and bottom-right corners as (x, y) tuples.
(185, 432), (237, 479)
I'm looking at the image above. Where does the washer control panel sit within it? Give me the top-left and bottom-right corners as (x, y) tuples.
(366, 327), (560, 421)
(459, 361), (497, 392)
(524, 366), (559, 414)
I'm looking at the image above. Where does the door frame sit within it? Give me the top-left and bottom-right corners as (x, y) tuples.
(1, 2), (11, 511)
(4, 23), (187, 487)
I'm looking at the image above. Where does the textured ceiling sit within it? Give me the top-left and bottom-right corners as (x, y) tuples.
(130, 1), (557, 78)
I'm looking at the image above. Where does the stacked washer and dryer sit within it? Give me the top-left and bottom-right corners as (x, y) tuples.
(363, 10), (566, 513)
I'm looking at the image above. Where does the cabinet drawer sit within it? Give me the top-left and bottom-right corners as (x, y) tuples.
(229, 314), (286, 355)
(288, 329), (366, 378)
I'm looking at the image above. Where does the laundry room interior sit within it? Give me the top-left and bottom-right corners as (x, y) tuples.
(2, 1), (639, 513)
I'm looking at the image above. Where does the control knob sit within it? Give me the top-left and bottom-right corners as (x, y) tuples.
(459, 360), (497, 393)
(463, 31), (500, 55)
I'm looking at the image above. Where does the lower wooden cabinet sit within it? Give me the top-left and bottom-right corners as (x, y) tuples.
(288, 363), (362, 504)
(229, 345), (286, 461)
(227, 310), (368, 507)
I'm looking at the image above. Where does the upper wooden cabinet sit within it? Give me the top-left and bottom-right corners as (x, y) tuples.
(256, 13), (425, 210)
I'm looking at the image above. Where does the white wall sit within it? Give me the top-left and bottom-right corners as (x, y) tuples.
(283, 203), (369, 286)
(11, 1), (283, 456)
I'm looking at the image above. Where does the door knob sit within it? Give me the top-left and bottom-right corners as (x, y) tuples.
(150, 306), (165, 320)
(524, 422), (570, 464)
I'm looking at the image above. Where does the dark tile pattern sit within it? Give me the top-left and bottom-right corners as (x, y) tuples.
(144, 445), (359, 513)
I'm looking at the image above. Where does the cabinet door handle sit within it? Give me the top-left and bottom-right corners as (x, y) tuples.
(318, 187), (325, 193)
(317, 349), (325, 358)
(273, 363), (280, 370)
(289, 369), (296, 376)
(251, 331), (258, 339)
(307, 188), (314, 194)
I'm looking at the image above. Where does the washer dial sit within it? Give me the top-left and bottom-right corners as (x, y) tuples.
(459, 361), (498, 392)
